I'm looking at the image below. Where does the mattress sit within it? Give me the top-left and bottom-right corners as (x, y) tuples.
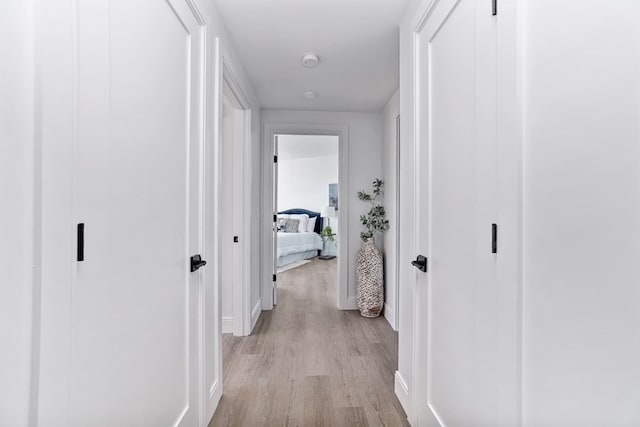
(277, 232), (323, 259)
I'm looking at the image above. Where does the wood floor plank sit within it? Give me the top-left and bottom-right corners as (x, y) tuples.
(209, 257), (409, 426)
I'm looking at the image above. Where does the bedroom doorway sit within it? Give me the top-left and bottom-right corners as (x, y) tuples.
(273, 134), (340, 306)
(220, 78), (251, 336)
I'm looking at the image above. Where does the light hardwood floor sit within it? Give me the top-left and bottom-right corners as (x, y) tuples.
(209, 257), (409, 427)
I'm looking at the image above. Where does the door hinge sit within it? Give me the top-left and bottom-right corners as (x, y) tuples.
(273, 155), (278, 163)
(233, 236), (239, 243)
(273, 213), (277, 222)
(492, 0), (497, 15)
(273, 274), (277, 282)
(492, 223), (498, 254)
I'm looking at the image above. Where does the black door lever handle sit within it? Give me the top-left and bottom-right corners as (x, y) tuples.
(412, 255), (428, 273)
(190, 254), (207, 272)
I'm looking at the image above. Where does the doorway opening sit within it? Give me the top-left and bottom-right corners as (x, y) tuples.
(220, 79), (251, 337)
(261, 123), (350, 310)
(273, 134), (340, 304)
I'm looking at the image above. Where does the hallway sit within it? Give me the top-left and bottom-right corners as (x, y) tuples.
(210, 258), (408, 426)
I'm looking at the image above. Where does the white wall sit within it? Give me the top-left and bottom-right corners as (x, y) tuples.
(278, 154), (338, 213)
(521, 2), (640, 425)
(0, 1), (35, 425)
(278, 134), (339, 216)
(262, 110), (383, 309)
(278, 134), (339, 215)
(382, 89), (400, 331)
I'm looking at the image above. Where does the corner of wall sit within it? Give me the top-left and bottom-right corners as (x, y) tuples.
(250, 298), (262, 332)
(384, 303), (397, 331)
(394, 370), (411, 417)
(221, 317), (234, 334)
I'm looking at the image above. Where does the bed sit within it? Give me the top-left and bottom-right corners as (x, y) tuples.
(277, 209), (324, 267)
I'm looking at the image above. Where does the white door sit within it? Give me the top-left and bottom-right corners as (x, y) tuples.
(71, 1), (204, 425)
(272, 134), (279, 305)
(413, 0), (512, 425)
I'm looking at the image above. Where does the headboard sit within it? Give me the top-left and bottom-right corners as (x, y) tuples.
(278, 208), (323, 234)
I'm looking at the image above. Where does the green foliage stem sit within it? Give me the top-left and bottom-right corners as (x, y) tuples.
(358, 178), (390, 241)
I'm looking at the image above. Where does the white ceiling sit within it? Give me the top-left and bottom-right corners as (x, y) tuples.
(214, 0), (408, 112)
(278, 135), (339, 160)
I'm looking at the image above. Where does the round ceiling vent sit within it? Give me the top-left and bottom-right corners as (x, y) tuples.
(301, 53), (320, 68)
(303, 91), (318, 100)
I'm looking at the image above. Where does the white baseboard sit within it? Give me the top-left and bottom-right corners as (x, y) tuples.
(209, 380), (219, 400)
(250, 299), (262, 332)
(205, 379), (221, 427)
(384, 303), (397, 331)
(395, 370), (410, 415)
(345, 296), (358, 310)
(221, 317), (233, 334)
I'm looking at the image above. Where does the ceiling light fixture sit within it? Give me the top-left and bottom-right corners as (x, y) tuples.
(301, 53), (320, 68)
(303, 91), (317, 100)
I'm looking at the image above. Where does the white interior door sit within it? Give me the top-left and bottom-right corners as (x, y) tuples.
(272, 134), (279, 305)
(414, 0), (508, 425)
(71, 1), (204, 425)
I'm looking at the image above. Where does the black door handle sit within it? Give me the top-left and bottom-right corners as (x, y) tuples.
(412, 255), (428, 272)
(190, 254), (207, 272)
(77, 223), (85, 262)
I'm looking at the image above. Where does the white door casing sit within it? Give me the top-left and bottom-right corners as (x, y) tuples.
(63, 1), (204, 425)
(261, 123), (350, 310)
(219, 63), (253, 337)
(273, 134), (279, 305)
(412, 0), (519, 425)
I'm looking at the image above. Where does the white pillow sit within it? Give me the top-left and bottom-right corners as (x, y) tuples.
(297, 217), (309, 233)
(288, 214), (307, 219)
(289, 214), (309, 233)
(306, 216), (317, 233)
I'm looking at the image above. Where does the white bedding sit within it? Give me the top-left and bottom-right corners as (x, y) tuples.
(277, 232), (323, 259)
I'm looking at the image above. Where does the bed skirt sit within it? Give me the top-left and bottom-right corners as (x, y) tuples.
(277, 250), (319, 267)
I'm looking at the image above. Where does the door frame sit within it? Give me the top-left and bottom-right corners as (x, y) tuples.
(205, 44), (255, 419)
(394, 113), (401, 331)
(220, 61), (252, 337)
(204, 37), (257, 425)
(261, 123), (350, 310)
(409, 0), (523, 425)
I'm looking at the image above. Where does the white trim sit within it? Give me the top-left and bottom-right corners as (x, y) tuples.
(209, 380), (219, 400)
(394, 371), (410, 414)
(261, 122), (350, 310)
(221, 62), (253, 337)
(188, 4), (207, 426)
(205, 35), (223, 422)
(384, 303), (396, 331)
(221, 317), (234, 334)
(251, 299), (262, 330)
(394, 113), (401, 333)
